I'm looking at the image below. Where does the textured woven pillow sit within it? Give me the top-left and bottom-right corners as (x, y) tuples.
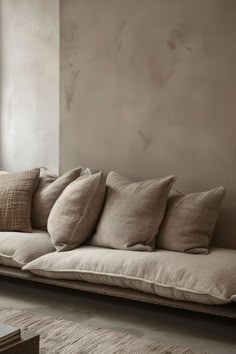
(156, 187), (226, 254)
(48, 172), (106, 251)
(0, 168), (40, 232)
(31, 167), (82, 230)
(90, 172), (176, 251)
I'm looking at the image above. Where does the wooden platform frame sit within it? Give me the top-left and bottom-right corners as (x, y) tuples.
(0, 265), (236, 319)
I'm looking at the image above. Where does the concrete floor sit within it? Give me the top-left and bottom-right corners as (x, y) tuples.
(0, 276), (235, 354)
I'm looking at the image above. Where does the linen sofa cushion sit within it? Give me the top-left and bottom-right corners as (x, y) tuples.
(90, 172), (176, 251)
(31, 167), (82, 230)
(156, 187), (226, 254)
(23, 246), (236, 305)
(0, 230), (55, 268)
(48, 172), (106, 251)
(0, 168), (40, 232)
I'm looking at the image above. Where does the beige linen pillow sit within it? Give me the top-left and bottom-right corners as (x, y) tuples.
(48, 172), (106, 251)
(90, 172), (176, 251)
(156, 187), (226, 254)
(0, 168), (40, 232)
(31, 167), (82, 230)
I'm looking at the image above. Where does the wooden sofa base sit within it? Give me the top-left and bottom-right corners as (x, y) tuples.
(0, 265), (236, 319)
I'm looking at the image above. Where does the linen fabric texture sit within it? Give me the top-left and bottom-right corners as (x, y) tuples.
(90, 172), (176, 251)
(156, 187), (226, 254)
(23, 246), (236, 305)
(0, 230), (55, 268)
(31, 167), (82, 230)
(0, 168), (39, 232)
(48, 172), (106, 251)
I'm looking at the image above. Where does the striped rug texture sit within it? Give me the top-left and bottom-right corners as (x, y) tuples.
(0, 309), (208, 354)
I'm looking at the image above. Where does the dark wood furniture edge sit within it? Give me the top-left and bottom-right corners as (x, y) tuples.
(0, 331), (39, 354)
(0, 265), (236, 319)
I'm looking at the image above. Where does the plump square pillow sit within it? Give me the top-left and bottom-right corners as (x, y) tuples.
(156, 187), (226, 254)
(90, 172), (176, 251)
(31, 167), (82, 230)
(48, 172), (106, 251)
(0, 168), (40, 232)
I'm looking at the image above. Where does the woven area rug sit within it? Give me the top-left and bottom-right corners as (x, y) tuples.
(0, 309), (208, 354)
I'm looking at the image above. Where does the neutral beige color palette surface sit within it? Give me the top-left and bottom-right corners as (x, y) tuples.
(157, 187), (226, 254)
(24, 246), (236, 305)
(48, 172), (106, 251)
(0, 169), (39, 232)
(0, 0), (59, 173)
(60, 0), (236, 250)
(91, 172), (176, 251)
(31, 167), (82, 230)
(0, 230), (55, 268)
(0, 310), (207, 354)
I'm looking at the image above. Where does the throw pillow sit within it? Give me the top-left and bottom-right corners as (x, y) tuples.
(90, 172), (176, 251)
(0, 168), (40, 232)
(48, 172), (106, 251)
(31, 167), (82, 230)
(156, 187), (226, 254)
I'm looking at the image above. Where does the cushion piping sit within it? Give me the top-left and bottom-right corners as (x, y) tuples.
(23, 266), (233, 303)
(0, 252), (25, 266)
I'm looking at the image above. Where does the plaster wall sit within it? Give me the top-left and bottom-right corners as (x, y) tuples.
(60, 0), (236, 249)
(0, 0), (59, 173)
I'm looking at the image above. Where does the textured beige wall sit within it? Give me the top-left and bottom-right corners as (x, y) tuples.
(0, 0), (59, 173)
(60, 0), (236, 249)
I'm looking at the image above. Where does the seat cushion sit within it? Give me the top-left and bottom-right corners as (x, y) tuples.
(23, 246), (236, 305)
(0, 230), (55, 268)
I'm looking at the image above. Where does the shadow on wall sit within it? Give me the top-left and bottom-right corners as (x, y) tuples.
(59, 0), (236, 250)
(0, 1), (2, 169)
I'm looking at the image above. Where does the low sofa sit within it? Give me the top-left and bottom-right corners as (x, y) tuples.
(0, 230), (236, 319)
(0, 168), (236, 319)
